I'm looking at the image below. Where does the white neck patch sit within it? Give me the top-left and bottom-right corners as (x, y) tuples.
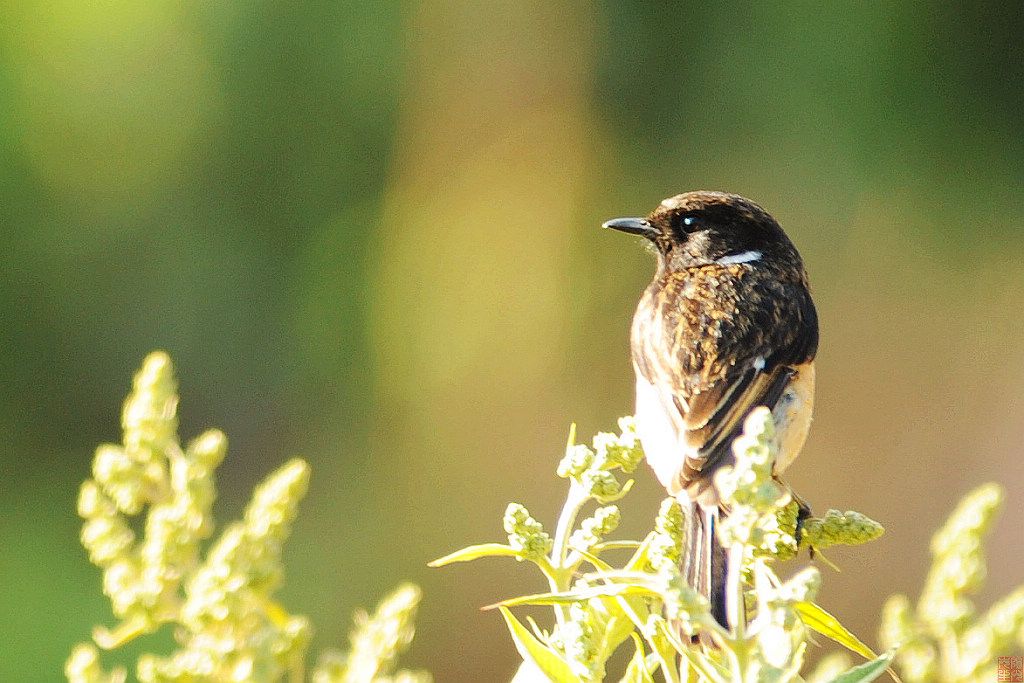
(716, 250), (762, 266)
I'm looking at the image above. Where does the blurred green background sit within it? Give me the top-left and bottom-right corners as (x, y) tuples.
(3, 1), (1024, 680)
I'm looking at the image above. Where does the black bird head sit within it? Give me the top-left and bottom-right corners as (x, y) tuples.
(603, 191), (800, 274)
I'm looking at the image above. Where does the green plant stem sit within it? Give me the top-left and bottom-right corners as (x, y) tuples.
(553, 484), (589, 569)
(549, 482), (590, 624)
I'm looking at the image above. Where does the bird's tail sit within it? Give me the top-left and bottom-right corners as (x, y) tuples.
(681, 501), (732, 637)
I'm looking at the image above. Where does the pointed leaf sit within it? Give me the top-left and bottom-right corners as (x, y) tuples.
(575, 548), (615, 572)
(511, 660), (560, 682)
(622, 533), (657, 572)
(795, 601), (877, 661)
(498, 606), (583, 683)
(583, 570), (665, 593)
(823, 650), (896, 683)
(589, 540), (643, 553)
(485, 583), (658, 610)
(428, 543), (525, 567)
(609, 593), (650, 650)
(588, 595), (637, 664)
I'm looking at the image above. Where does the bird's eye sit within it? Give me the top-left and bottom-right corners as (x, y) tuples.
(678, 214), (703, 232)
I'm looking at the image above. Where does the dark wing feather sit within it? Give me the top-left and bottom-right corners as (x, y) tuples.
(679, 364), (794, 484)
(631, 262), (817, 498)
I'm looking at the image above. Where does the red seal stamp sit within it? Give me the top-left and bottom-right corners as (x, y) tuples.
(998, 656), (1023, 682)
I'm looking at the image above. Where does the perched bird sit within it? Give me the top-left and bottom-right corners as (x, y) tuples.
(604, 191), (818, 631)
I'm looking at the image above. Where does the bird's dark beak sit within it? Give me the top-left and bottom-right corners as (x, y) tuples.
(602, 217), (658, 240)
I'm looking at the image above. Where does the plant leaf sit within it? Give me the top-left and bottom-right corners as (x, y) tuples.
(588, 596), (637, 666)
(796, 601), (878, 661)
(589, 540), (643, 553)
(641, 618), (681, 683)
(428, 543), (525, 566)
(498, 606), (583, 683)
(622, 533), (657, 572)
(574, 548), (615, 572)
(822, 650), (896, 683)
(485, 583), (658, 610)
